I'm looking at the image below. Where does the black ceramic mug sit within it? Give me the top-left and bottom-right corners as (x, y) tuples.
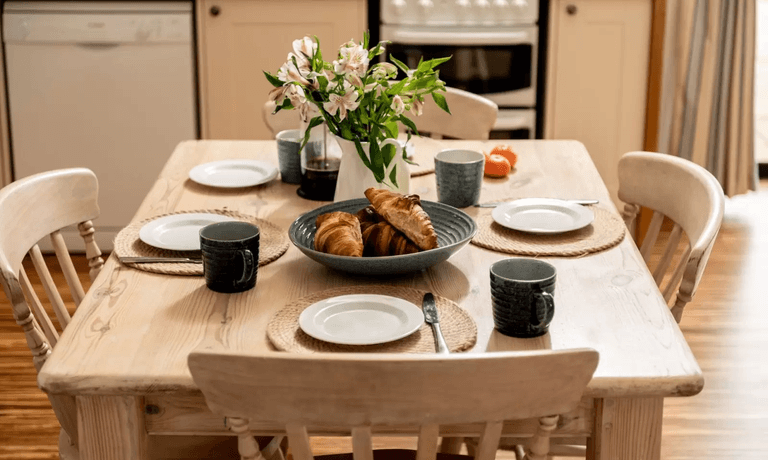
(200, 221), (260, 293)
(490, 258), (556, 338)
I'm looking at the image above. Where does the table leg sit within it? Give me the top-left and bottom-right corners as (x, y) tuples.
(77, 395), (148, 460)
(587, 397), (663, 460)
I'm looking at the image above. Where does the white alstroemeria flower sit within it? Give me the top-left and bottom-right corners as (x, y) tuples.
(410, 97), (424, 116)
(390, 95), (405, 116)
(347, 72), (364, 88)
(292, 36), (317, 63)
(286, 85), (306, 108)
(323, 81), (360, 121)
(268, 84), (289, 105)
(277, 58), (310, 86)
(333, 43), (369, 76)
(371, 62), (397, 80)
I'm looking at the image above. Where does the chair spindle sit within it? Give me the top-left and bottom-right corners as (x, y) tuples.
(19, 267), (59, 346)
(28, 244), (72, 328)
(50, 230), (86, 306)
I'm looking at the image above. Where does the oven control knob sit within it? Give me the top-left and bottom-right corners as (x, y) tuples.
(475, 0), (490, 7)
(392, 0), (407, 12)
(418, 0), (434, 9)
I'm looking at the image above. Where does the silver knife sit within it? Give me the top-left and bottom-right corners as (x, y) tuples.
(474, 199), (599, 208)
(120, 257), (202, 264)
(422, 293), (450, 354)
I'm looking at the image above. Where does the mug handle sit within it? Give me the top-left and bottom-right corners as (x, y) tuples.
(533, 291), (555, 327)
(236, 249), (255, 287)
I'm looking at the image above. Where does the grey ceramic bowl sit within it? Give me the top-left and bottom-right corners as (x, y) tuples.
(289, 198), (478, 275)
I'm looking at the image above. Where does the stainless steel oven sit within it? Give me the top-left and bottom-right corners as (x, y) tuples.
(379, 0), (542, 139)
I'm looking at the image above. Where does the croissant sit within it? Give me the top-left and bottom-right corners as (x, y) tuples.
(361, 221), (421, 256)
(364, 188), (439, 251)
(314, 211), (363, 257)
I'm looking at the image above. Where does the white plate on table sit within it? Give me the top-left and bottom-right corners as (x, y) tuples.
(492, 198), (595, 234)
(139, 213), (237, 251)
(189, 159), (278, 188)
(299, 294), (425, 345)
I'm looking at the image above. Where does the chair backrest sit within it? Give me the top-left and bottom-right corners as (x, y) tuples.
(618, 152), (725, 323)
(0, 167), (105, 446)
(262, 87), (499, 140)
(413, 87), (498, 140)
(189, 349), (599, 460)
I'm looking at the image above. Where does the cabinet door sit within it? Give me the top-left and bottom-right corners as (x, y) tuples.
(545, 0), (651, 207)
(200, 0), (366, 140)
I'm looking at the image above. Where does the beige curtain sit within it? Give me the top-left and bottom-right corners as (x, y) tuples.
(658, 0), (757, 196)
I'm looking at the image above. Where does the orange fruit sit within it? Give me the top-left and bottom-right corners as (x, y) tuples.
(484, 153), (511, 178)
(490, 145), (517, 169)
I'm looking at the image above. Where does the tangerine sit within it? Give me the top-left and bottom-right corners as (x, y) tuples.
(489, 144), (518, 169)
(484, 153), (511, 178)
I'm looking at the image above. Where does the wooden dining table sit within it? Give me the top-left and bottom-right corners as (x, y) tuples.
(37, 138), (703, 460)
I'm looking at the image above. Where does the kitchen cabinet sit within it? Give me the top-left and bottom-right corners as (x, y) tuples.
(198, 0), (366, 140)
(544, 0), (652, 208)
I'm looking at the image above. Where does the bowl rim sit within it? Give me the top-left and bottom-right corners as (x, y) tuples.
(288, 198), (478, 261)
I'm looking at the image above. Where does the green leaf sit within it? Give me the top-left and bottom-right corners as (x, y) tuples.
(299, 116), (324, 150)
(381, 142), (397, 166)
(353, 139), (372, 170)
(421, 56), (452, 71)
(431, 91), (451, 114)
(389, 163), (398, 188)
(389, 55), (410, 74)
(386, 79), (407, 96)
(363, 30), (370, 49)
(384, 121), (399, 139)
(398, 115), (419, 136)
(263, 71), (283, 88)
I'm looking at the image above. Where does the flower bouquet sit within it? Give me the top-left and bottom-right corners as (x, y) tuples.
(264, 32), (451, 199)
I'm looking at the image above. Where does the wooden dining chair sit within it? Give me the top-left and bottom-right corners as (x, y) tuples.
(618, 151), (725, 323)
(0, 168), (272, 459)
(188, 348), (599, 460)
(262, 87), (498, 140)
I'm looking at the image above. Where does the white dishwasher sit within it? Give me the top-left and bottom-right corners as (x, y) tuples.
(3, 1), (197, 251)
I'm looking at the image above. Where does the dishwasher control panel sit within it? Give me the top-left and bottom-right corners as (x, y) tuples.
(3, 11), (191, 44)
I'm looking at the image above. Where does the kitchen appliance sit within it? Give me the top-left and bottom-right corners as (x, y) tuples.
(379, 0), (543, 139)
(2, 1), (197, 251)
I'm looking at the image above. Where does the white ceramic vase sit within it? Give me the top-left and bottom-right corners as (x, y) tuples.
(333, 135), (410, 202)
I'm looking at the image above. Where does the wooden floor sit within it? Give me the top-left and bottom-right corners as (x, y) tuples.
(2, 181), (767, 459)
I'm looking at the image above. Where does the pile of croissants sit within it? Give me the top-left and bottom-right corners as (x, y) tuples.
(313, 188), (439, 257)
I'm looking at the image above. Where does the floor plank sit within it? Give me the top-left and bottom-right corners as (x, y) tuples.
(2, 182), (767, 459)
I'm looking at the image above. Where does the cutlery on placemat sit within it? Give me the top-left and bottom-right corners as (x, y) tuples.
(422, 293), (450, 354)
(120, 257), (202, 264)
(474, 199), (599, 208)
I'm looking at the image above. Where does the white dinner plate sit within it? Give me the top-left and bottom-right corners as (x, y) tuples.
(138, 213), (237, 251)
(189, 159), (278, 188)
(492, 198), (595, 234)
(299, 294), (425, 345)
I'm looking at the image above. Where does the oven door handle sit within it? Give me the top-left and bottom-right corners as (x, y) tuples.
(386, 28), (536, 46)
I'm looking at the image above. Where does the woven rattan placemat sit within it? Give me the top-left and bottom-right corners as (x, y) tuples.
(471, 205), (626, 257)
(267, 285), (476, 354)
(114, 209), (289, 276)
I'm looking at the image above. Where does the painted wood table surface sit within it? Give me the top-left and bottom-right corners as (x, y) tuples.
(38, 139), (703, 460)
